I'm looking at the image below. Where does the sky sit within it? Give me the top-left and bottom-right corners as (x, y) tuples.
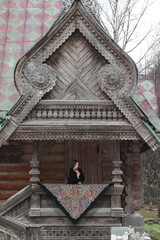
(97, 0), (160, 66)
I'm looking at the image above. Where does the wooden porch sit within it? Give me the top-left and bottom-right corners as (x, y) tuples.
(0, 139), (125, 239)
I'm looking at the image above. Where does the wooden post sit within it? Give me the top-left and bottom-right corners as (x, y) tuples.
(29, 141), (40, 217)
(29, 141), (40, 184)
(111, 141), (124, 217)
(112, 160), (123, 184)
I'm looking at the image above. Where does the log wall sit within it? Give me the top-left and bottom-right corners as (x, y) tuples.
(0, 141), (31, 202)
(121, 140), (141, 213)
(39, 140), (114, 184)
(39, 141), (65, 183)
(0, 140), (115, 202)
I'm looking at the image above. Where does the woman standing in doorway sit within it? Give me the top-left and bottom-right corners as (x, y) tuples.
(68, 160), (85, 184)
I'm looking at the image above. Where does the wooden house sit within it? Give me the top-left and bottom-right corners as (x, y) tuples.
(0, 0), (159, 239)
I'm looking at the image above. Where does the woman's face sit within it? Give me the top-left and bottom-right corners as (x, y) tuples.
(74, 162), (79, 170)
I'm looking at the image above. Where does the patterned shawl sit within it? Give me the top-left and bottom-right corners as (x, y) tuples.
(38, 183), (113, 223)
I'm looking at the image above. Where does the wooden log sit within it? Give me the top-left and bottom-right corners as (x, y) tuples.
(0, 164), (30, 172)
(0, 191), (18, 200)
(0, 181), (28, 190)
(40, 174), (65, 180)
(39, 165), (64, 172)
(0, 172), (29, 181)
(39, 154), (64, 162)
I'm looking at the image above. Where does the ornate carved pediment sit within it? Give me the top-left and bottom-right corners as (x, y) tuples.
(15, 0), (137, 99)
(0, 0), (159, 151)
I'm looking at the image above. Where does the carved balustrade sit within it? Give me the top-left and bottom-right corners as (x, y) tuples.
(28, 101), (125, 121)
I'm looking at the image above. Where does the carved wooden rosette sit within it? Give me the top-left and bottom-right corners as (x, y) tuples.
(98, 64), (130, 97)
(23, 61), (56, 92)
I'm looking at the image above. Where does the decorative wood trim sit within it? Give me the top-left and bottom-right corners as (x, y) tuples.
(10, 130), (140, 141)
(27, 101), (125, 121)
(105, 95), (160, 151)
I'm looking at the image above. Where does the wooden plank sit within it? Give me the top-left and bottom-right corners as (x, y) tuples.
(102, 156), (114, 161)
(49, 62), (70, 87)
(102, 162), (113, 167)
(52, 57), (75, 82)
(103, 172), (113, 179)
(22, 144), (32, 154)
(50, 142), (64, 153)
(22, 154), (32, 161)
(101, 141), (115, 183)
(97, 141), (103, 183)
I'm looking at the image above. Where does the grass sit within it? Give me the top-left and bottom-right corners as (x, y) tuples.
(145, 224), (160, 240)
(140, 208), (160, 240)
(140, 209), (158, 219)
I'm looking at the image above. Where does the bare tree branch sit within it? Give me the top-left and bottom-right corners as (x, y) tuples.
(127, 27), (153, 53)
(90, 0), (157, 67)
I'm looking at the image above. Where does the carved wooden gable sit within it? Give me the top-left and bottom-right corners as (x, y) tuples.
(0, 0), (159, 151)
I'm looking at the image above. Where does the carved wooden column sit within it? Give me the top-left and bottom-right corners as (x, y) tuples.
(111, 141), (124, 217)
(29, 141), (40, 217)
(29, 141), (40, 184)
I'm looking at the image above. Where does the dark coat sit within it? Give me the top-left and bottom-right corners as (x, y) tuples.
(67, 168), (85, 184)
